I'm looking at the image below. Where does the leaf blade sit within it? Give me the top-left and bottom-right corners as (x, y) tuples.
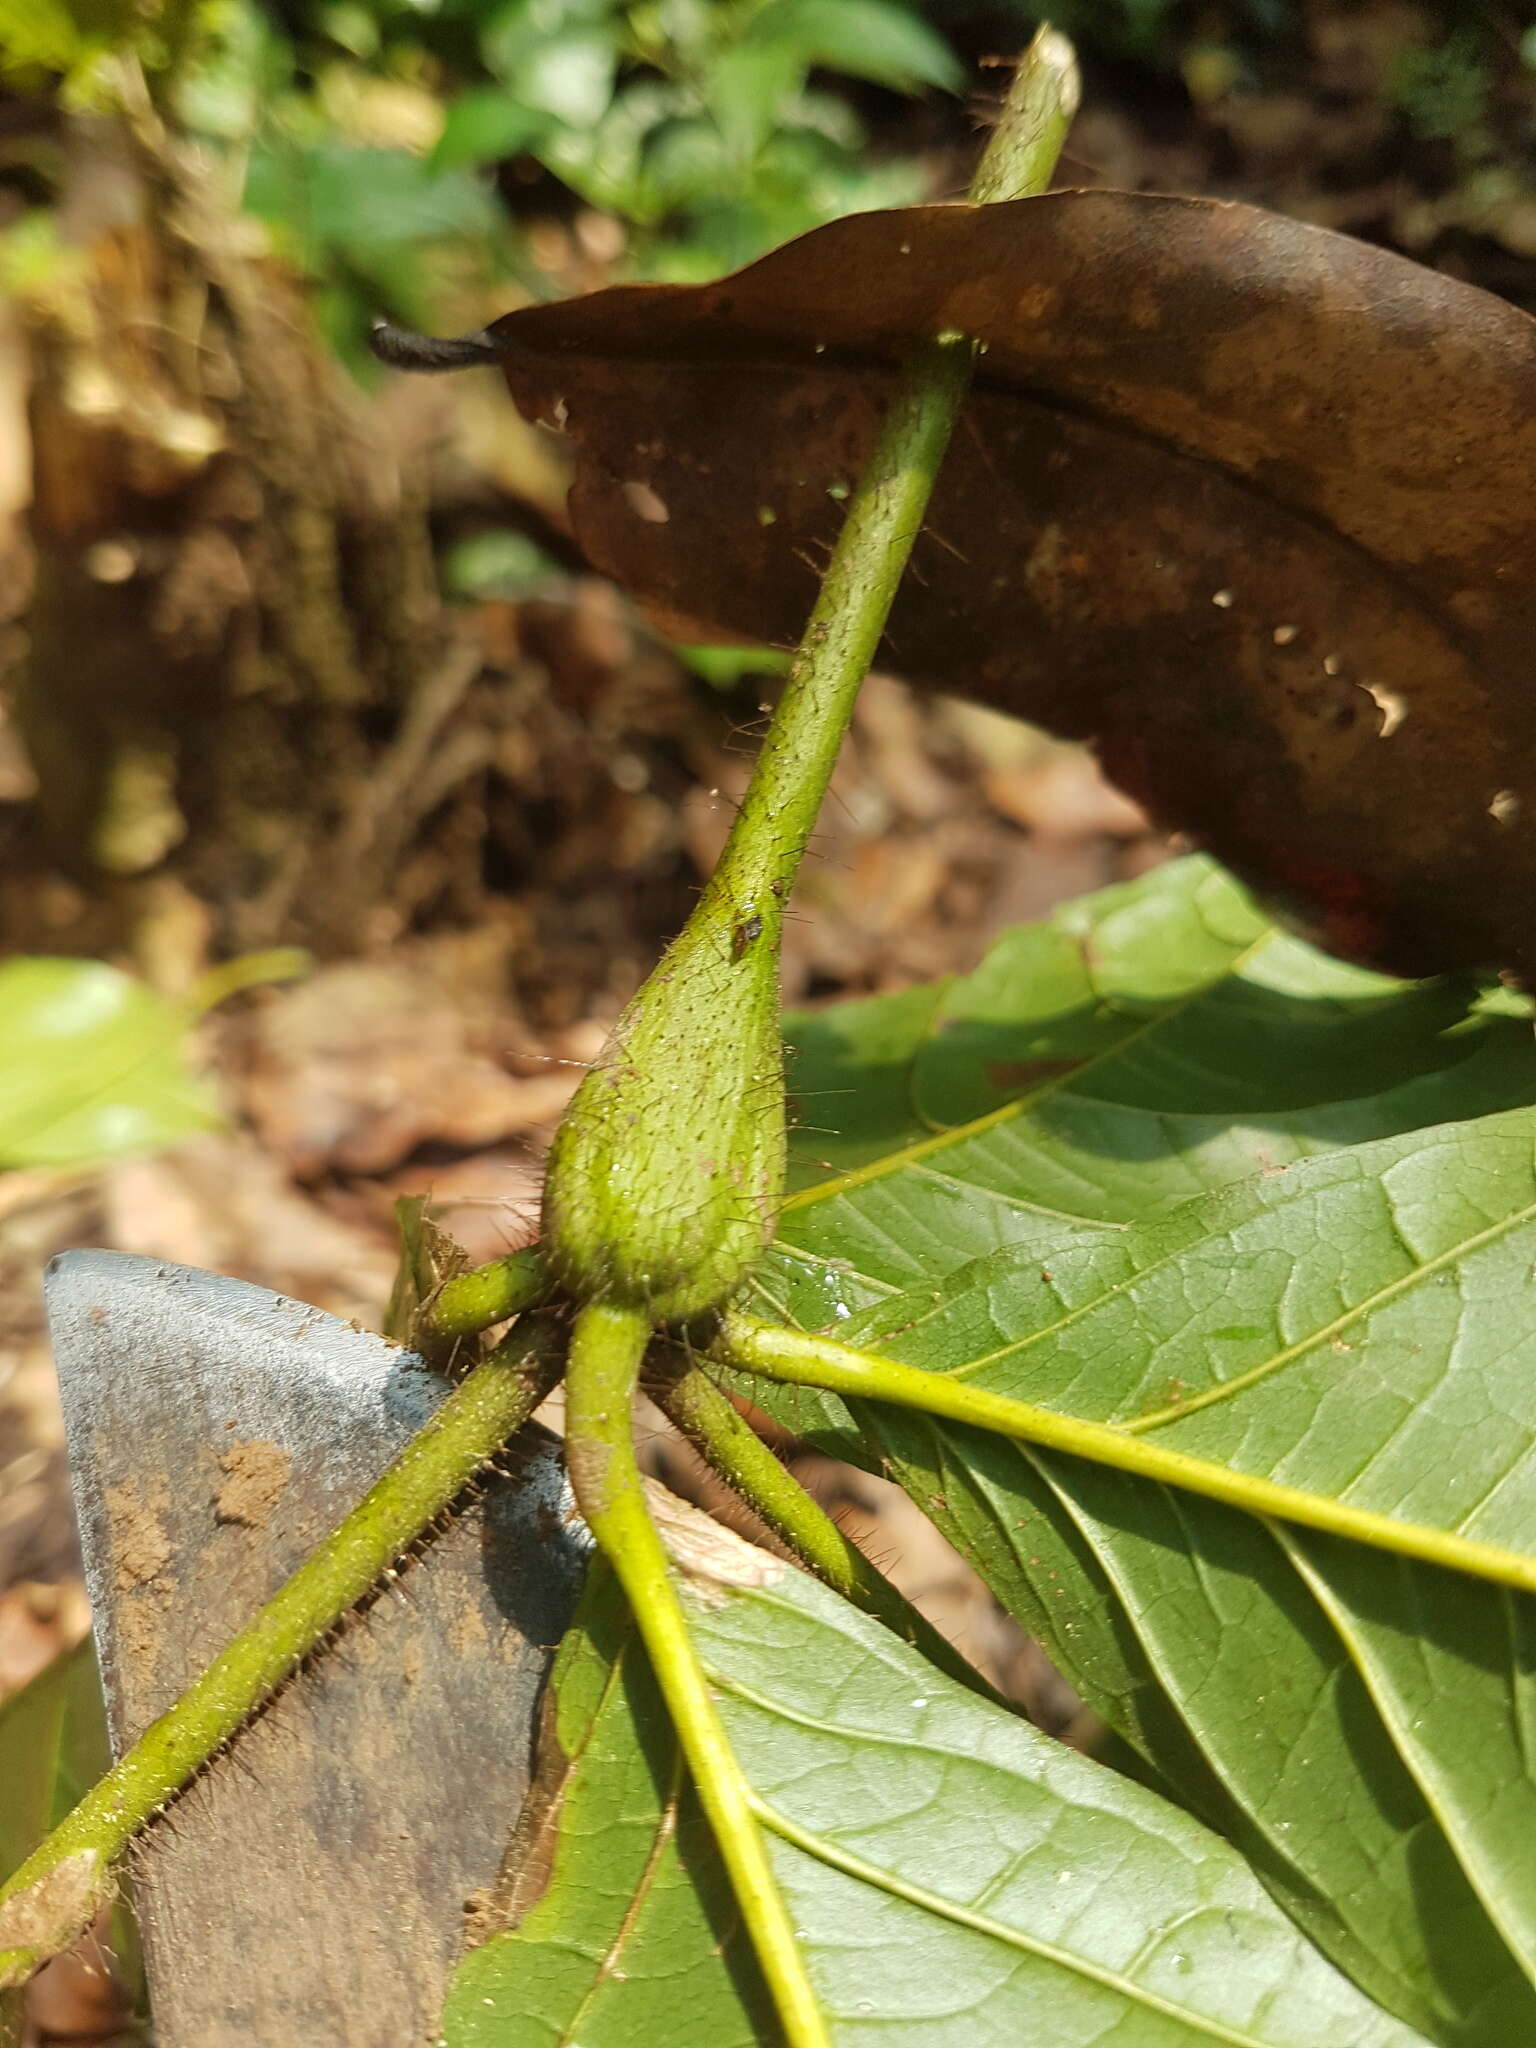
(445, 1538), (1427, 2046)
(0, 958), (221, 1169)
(741, 869), (1536, 2039)
(478, 191), (1536, 978)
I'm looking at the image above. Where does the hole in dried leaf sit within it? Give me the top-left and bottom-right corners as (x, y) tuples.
(622, 481), (670, 524)
(1358, 680), (1408, 737)
(86, 540), (137, 584)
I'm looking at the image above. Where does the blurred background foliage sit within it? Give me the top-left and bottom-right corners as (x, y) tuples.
(4, 1), (1534, 366)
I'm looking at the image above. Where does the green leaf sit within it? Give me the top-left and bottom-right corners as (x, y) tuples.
(768, 858), (1534, 1323)
(0, 1640), (114, 2043)
(538, 78), (686, 222)
(441, 528), (561, 599)
(849, 1414), (1536, 2044)
(675, 642), (792, 690)
(0, 1640), (110, 1882)
(480, 0), (614, 81)
(244, 141), (498, 262)
(443, 1544), (1425, 2045)
(431, 86), (551, 170)
(709, 41), (803, 158)
(635, 112), (733, 203)
(0, 957), (221, 1169)
(746, 864), (1536, 2041)
(743, 0), (964, 95)
(509, 28), (617, 126)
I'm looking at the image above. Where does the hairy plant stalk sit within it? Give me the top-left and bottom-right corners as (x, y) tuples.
(542, 27), (1080, 1324)
(427, 1247), (549, 1338)
(653, 1358), (1007, 1705)
(0, 26), (1084, 2011)
(0, 1331), (559, 1987)
(565, 1304), (830, 2048)
(714, 1310), (1536, 1596)
(550, 41), (1080, 2034)
(538, 346), (969, 1320)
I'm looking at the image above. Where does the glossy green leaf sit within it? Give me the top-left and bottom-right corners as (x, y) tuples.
(743, 864), (1536, 2043)
(0, 958), (221, 1169)
(849, 1415), (1536, 2045)
(444, 1545), (1425, 2045)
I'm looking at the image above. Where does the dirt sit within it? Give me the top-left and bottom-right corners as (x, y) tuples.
(213, 1444), (291, 1533)
(98, 1476), (173, 1702)
(104, 1482), (169, 1596)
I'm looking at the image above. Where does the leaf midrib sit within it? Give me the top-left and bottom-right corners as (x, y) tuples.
(1281, 1534), (1536, 2000)
(707, 1668), (1345, 2045)
(557, 1638), (684, 2047)
(706, 1660), (1407, 2048)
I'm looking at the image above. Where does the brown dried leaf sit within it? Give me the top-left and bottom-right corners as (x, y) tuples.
(478, 191), (1536, 978)
(234, 964), (574, 1179)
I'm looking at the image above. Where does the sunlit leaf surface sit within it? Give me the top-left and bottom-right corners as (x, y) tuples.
(0, 958), (220, 1169)
(741, 861), (1536, 2043)
(444, 1545), (1425, 2046)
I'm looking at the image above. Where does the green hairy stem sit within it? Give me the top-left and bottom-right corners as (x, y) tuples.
(539, 354), (968, 1321)
(652, 1356), (1008, 1706)
(427, 1247), (548, 1338)
(555, 33), (1080, 2044)
(0, 1331), (558, 1986)
(541, 29), (1079, 1324)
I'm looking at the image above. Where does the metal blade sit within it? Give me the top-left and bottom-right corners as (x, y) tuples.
(46, 1250), (584, 2047)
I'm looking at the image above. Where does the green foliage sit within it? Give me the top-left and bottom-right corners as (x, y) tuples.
(1392, 27), (1494, 144)
(0, 0), (209, 102)
(699, 857), (1536, 2044)
(433, 0), (964, 278)
(17, 0), (962, 362)
(0, 957), (221, 1170)
(242, 129), (505, 360)
(0, 1640), (136, 2040)
(0, 1641), (111, 1892)
(444, 1553), (1425, 2045)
